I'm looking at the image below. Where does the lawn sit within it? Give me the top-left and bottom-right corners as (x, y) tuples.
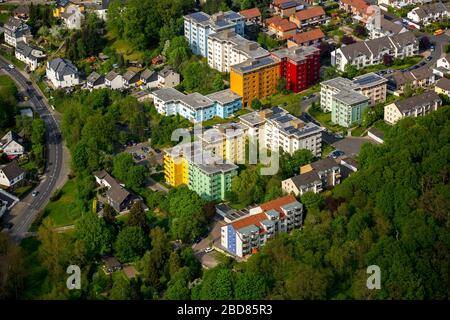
(0, 74), (16, 87)
(261, 86), (321, 117)
(107, 31), (145, 62)
(308, 107), (347, 133)
(14, 184), (34, 199)
(20, 237), (50, 299)
(321, 143), (335, 159)
(357, 56), (423, 75)
(351, 126), (366, 137)
(201, 108), (251, 127)
(41, 179), (82, 227)
(0, 12), (10, 23)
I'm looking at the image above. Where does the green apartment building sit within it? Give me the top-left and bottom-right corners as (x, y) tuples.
(188, 161), (238, 201)
(331, 90), (369, 128)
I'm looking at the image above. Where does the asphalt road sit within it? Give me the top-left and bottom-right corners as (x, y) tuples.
(0, 57), (65, 239)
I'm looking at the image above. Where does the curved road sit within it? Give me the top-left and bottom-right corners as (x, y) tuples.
(0, 57), (66, 239)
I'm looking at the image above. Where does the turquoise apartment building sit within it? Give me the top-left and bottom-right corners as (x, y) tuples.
(331, 90), (369, 128)
(188, 161), (238, 201)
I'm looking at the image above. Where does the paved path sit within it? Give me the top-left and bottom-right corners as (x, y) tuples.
(0, 57), (70, 240)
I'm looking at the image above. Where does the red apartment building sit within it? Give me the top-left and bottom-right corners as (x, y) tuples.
(271, 45), (320, 93)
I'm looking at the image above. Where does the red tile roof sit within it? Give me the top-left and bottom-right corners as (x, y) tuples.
(239, 7), (261, 20)
(268, 17), (297, 32)
(231, 195), (298, 231)
(273, 0), (293, 5)
(292, 6), (325, 21)
(289, 28), (325, 44)
(340, 0), (370, 14)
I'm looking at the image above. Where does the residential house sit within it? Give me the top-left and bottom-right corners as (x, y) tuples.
(368, 127), (384, 143)
(230, 56), (280, 107)
(207, 30), (269, 72)
(271, 0), (301, 18)
(61, 4), (85, 29)
(339, 0), (374, 24)
(435, 77), (450, 97)
(184, 11), (244, 57)
(239, 106), (323, 157)
(157, 67), (180, 88)
(433, 53), (450, 77)
(282, 158), (341, 196)
(53, 0), (84, 18)
(14, 5), (30, 21)
(321, 73), (388, 112)
(152, 87), (242, 122)
(3, 17), (31, 47)
(14, 42), (46, 71)
(407, 2), (450, 25)
(92, 0), (110, 21)
(331, 32), (418, 71)
(378, 0), (432, 9)
(46, 58), (80, 89)
(287, 28), (325, 47)
(86, 71), (106, 90)
(0, 162), (26, 188)
(340, 156), (358, 173)
(386, 66), (435, 95)
(122, 70), (139, 88)
(271, 45), (321, 93)
(366, 16), (408, 39)
(266, 16), (297, 40)
(104, 71), (123, 90)
(139, 69), (158, 89)
(384, 90), (442, 124)
(220, 195), (303, 257)
(289, 6), (328, 29)
(0, 131), (25, 158)
(94, 170), (137, 213)
(239, 7), (262, 24)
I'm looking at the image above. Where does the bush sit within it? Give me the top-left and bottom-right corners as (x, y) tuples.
(50, 188), (62, 202)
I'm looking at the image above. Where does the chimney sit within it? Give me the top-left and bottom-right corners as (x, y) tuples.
(212, 12), (224, 22)
(246, 42), (259, 51)
(259, 109), (273, 118)
(290, 118), (304, 129)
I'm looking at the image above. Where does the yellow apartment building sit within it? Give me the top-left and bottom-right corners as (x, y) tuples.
(230, 56), (280, 108)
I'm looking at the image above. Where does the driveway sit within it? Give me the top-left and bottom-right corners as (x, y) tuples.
(332, 136), (375, 156)
(192, 217), (226, 269)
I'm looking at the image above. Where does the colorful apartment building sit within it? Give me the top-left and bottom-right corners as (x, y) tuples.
(163, 143), (193, 187)
(230, 57), (280, 108)
(220, 195), (303, 257)
(188, 161), (238, 201)
(271, 45), (320, 93)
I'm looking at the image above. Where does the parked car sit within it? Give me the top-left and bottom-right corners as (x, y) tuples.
(204, 247), (214, 253)
(8, 64), (14, 69)
(32, 191), (38, 197)
(329, 150), (345, 159)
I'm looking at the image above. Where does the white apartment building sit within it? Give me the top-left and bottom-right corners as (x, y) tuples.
(320, 73), (388, 112)
(207, 29), (269, 72)
(15, 42), (45, 71)
(220, 195), (303, 258)
(366, 16), (408, 40)
(331, 32), (418, 72)
(407, 2), (450, 25)
(239, 106), (323, 157)
(46, 58), (80, 89)
(3, 17), (31, 47)
(384, 90), (442, 124)
(184, 10), (244, 57)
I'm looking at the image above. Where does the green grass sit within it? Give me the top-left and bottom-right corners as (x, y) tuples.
(107, 31), (145, 62)
(201, 108), (251, 127)
(0, 50), (26, 70)
(14, 184), (34, 199)
(357, 56), (423, 76)
(41, 179), (81, 227)
(351, 126), (366, 137)
(0, 12), (10, 23)
(321, 143), (335, 159)
(309, 107), (347, 133)
(0, 74), (16, 87)
(20, 237), (50, 299)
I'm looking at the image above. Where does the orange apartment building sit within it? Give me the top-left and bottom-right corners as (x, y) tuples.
(230, 56), (280, 108)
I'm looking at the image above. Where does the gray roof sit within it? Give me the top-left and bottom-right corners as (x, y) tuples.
(208, 30), (269, 60)
(321, 77), (357, 91)
(87, 71), (104, 85)
(122, 70), (137, 82)
(153, 88), (216, 111)
(272, 45), (320, 62)
(191, 162), (238, 175)
(436, 77), (450, 91)
(95, 170), (132, 205)
(206, 89), (241, 105)
(158, 66), (178, 78)
(333, 90), (369, 105)
(152, 87), (186, 101)
(105, 70), (120, 81)
(368, 128), (384, 139)
(140, 68), (156, 81)
(0, 131), (22, 147)
(394, 91), (441, 113)
(231, 56), (277, 73)
(4, 17), (30, 38)
(412, 2), (450, 19)
(289, 171), (321, 187)
(47, 58), (78, 80)
(310, 158), (339, 172)
(0, 161), (25, 181)
(353, 72), (388, 88)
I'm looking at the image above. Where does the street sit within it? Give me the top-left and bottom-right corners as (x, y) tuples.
(0, 57), (69, 239)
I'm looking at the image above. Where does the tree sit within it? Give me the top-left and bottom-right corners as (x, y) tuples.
(166, 36), (191, 71)
(213, 73), (225, 91)
(353, 25), (367, 38)
(300, 192), (325, 210)
(0, 233), (26, 299)
(285, 264), (328, 299)
(164, 267), (191, 300)
(75, 212), (114, 258)
(114, 226), (149, 262)
(127, 202), (149, 232)
(234, 272), (266, 299)
(344, 63), (358, 79)
(419, 36), (430, 50)
(109, 275), (131, 300)
(112, 152), (146, 190)
(251, 99), (263, 110)
(324, 66), (337, 80)
(279, 149), (314, 179)
(383, 53), (393, 66)
(276, 78), (288, 94)
(403, 81), (414, 97)
(341, 35), (355, 45)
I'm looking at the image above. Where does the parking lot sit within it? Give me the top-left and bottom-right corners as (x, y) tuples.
(332, 136), (375, 156)
(124, 142), (163, 167)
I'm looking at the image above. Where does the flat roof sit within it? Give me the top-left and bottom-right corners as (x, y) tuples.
(231, 56), (277, 73)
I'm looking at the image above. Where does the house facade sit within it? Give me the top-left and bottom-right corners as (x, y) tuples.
(407, 3), (450, 25)
(0, 162), (26, 188)
(207, 30), (269, 73)
(220, 195), (303, 257)
(184, 11), (244, 57)
(384, 90), (442, 124)
(435, 77), (450, 97)
(331, 32), (418, 71)
(289, 6), (328, 29)
(104, 71), (123, 90)
(46, 58), (80, 88)
(15, 42), (46, 71)
(3, 17), (31, 47)
(0, 131), (25, 158)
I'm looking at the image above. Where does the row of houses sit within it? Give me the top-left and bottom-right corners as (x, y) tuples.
(331, 31), (419, 71)
(407, 2), (450, 25)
